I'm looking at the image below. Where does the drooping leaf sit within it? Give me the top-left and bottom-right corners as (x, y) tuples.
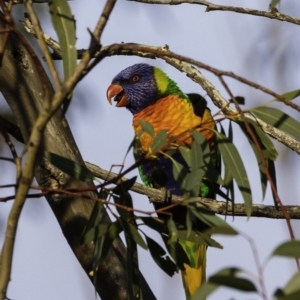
(189, 206), (236, 235)
(179, 146), (191, 169)
(191, 281), (218, 300)
(177, 230), (223, 249)
(190, 138), (203, 171)
(205, 225), (238, 236)
(120, 219), (148, 250)
(49, 0), (77, 113)
(269, 0), (280, 10)
(81, 200), (105, 244)
(112, 176), (137, 195)
(140, 217), (168, 234)
(45, 151), (94, 182)
(150, 129), (168, 154)
(172, 160), (188, 191)
(252, 107), (300, 140)
(94, 221), (123, 265)
(216, 132), (252, 217)
(161, 234), (190, 270)
(208, 267), (257, 292)
(237, 118), (278, 160)
(167, 218), (178, 244)
(272, 240), (300, 258)
(125, 230), (141, 299)
(274, 271), (300, 300)
(209, 275), (257, 291)
(139, 120), (155, 137)
(268, 89), (300, 104)
(145, 235), (177, 276)
(81, 223), (110, 244)
(49, 0), (76, 81)
(184, 169), (202, 197)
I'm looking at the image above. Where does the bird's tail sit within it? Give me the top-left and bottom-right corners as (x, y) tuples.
(180, 240), (206, 299)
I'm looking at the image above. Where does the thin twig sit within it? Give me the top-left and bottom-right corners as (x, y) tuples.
(131, 0), (300, 26)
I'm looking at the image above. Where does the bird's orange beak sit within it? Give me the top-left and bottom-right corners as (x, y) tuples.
(106, 84), (129, 107)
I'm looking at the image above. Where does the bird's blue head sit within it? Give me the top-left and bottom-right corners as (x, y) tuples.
(107, 63), (186, 114)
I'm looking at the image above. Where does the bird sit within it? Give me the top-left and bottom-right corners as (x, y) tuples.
(106, 63), (219, 299)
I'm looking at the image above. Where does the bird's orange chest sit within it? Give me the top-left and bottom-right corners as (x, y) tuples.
(133, 95), (206, 153)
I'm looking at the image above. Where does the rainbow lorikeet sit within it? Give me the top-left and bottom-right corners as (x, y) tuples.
(106, 63), (218, 299)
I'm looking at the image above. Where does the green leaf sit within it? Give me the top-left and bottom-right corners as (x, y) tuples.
(184, 169), (202, 197)
(272, 240), (300, 258)
(237, 118), (278, 161)
(124, 228), (141, 299)
(179, 146), (191, 169)
(172, 160), (188, 191)
(139, 120), (155, 137)
(49, 0), (77, 114)
(81, 200), (105, 244)
(140, 217), (168, 234)
(189, 206), (237, 236)
(269, 0), (281, 10)
(252, 107), (300, 140)
(216, 132), (252, 217)
(269, 89), (300, 103)
(208, 267), (257, 292)
(112, 176), (137, 195)
(167, 218), (178, 244)
(81, 223), (110, 244)
(44, 151), (94, 182)
(177, 230), (223, 249)
(275, 271), (300, 300)
(94, 221), (123, 265)
(191, 281), (218, 300)
(210, 275), (257, 292)
(150, 129), (168, 154)
(205, 225), (238, 236)
(145, 235), (177, 276)
(190, 138), (203, 171)
(161, 235), (190, 270)
(120, 219), (148, 250)
(49, 0), (77, 82)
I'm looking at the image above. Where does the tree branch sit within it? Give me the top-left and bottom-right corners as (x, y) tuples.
(131, 0), (300, 26)
(85, 162), (300, 220)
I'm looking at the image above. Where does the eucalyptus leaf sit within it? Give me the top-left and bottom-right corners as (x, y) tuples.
(45, 151), (94, 182)
(208, 267), (257, 292)
(252, 107), (300, 140)
(167, 218), (178, 244)
(216, 132), (252, 217)
(139, 120), (155, 137)
(150, 129), (168, 154)
(140, 217), (168, 234)
(49, 0), (76, 82)
(120, 219), (148, 250)
(145, 235), (177, 276)
(274, 271), (300, 299)
(49, 0), (77, 113)
(272, 240), (300, 258)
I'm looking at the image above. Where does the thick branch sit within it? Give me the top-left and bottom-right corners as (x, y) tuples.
(85, 162), (300, 220)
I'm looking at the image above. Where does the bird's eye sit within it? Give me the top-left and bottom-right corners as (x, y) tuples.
(131, 75), (140, 83)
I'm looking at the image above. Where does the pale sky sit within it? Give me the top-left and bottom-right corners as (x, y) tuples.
(0, 1), (300, 299)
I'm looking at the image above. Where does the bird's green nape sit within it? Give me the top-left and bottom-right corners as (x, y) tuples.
(153, 67), (189, 100)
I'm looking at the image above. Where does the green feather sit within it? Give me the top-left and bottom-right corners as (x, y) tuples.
(153, 67), (189, 101)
